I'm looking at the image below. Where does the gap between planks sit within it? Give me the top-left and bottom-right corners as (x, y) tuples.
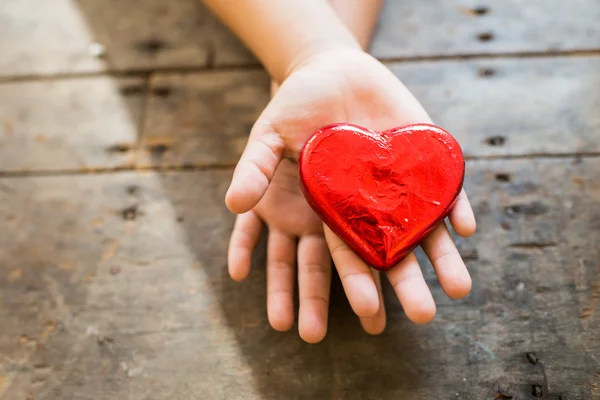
(0, 49), (599, 84)
(0, 152), (599, 180)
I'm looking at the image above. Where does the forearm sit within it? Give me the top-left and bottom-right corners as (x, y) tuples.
(269, 0), (383, 93)
(202, 0), (361, 82)
(327, 0), (383, 50)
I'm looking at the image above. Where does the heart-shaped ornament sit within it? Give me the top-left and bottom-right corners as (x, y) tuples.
(299, 123), (464, 271)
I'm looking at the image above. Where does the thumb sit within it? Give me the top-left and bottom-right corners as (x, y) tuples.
(225, 119), (285, 214)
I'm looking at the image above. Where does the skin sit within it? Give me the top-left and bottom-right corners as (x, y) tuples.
(204, 0), (476, 343)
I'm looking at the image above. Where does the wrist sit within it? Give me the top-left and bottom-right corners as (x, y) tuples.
(327, 0), (383, 51)
(282, 39), (362, 82)
(203, 0), (364, 84)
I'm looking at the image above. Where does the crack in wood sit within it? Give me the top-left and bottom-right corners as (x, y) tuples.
(509, 242), (557, 249)
(1, 49), (600, 84)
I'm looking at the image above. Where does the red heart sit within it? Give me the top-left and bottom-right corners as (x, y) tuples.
(299, 123), (464, 271)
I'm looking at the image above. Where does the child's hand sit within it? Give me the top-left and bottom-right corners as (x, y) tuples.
(227, 48), (476, 335)
(228, 80), (383, 344)
(228, 160), (331, 343)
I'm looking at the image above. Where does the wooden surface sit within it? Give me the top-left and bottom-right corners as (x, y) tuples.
(0, 0), (599, 399)
(0, 76), (144, 172)
(371, 0), (600, 59)
(3, 0), (600, 77)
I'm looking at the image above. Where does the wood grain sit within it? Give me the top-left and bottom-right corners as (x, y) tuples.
(0, 0), (254, 77)
(139, 70), (269, 168)
(3, 0), (599, 77)
(0, 76), (144, 172)
(0, 159), (598, 399)
(139, 56), (600, 168)
(392, 56), (600, 158)
(371, 0), (600, 59)
(1, 1), (599, 399)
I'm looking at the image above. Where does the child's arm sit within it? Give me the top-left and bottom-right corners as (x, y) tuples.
(210, 0), (476, 329)
(202, 0), (361, 83)
(256, 1), (385, 341)
(270, 0), (383, 94)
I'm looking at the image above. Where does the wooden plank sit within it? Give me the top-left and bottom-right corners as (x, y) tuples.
(2, 57), (595, 173)
(140, 57), (600, 168)
(0, 0), (105, 77)
(138, 70), (270, 168)
(370, 0), (600, 59)
(462, 157), (600, 399)
(74, 0), (256, 71)
(0, 171), (333, 400)
(1, 157), (598, 398)
(7, 0), (600, 78)
(391, 56), (600, 158)
(73, 0), (211, 72)
(0, 0), (254, 77)
(0, 76), (144, 172)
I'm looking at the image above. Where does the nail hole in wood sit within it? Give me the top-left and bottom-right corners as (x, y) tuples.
(526, 352), (538, 365)
(485, 136), (506, 146)
(504, 202), (548, 217)
(106, 143), (133, 153)
(472, 6), (490, 15)
(477, 32), (494, 42)
(120, 205), (139, 221)
(135, 38), (167, 55)
(148, 144), (169, 157)
(152, 86), (172, 98)
(495, 173), (511, 183)
(478, 67), (496, 77)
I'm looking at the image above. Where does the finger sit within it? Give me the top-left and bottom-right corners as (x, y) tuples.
(225, 125), (285, 214)
(421, 223), (472, 300)
(449, 189), (476, 237)
(324, 225), (379, 317)
(386, 252), (436, 324)
(359, 269), (386, 335)
(228, 211), (262, 282)
(298, 234), (332, 343)
(267, 230), (297, 332)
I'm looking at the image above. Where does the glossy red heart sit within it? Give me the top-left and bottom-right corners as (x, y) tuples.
(299, 123), (464, 271)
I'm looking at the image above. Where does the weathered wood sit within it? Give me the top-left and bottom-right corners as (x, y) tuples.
(392, 56), (600, 158)
(2, 0), (599, 398)
(0, 158), (598, 399)
(0, 171), (332, 400)
(371, 0), (600, 59)
(4, 0), (600, 78)
(75, 0), (255, 71)
(0, 76), (144, 172)
(138, 70), (270, 168)
(139, 56), (600, 168)
(0, 0), (254, 77)
(2, 56), (596, 173)
(458, 157), (600, 399)
(0, 0), (105, 77)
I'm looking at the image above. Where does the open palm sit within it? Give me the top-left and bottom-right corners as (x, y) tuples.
(227, 48), (475, 342)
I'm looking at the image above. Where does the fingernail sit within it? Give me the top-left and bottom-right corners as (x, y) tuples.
(352, 278), (379, 317)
